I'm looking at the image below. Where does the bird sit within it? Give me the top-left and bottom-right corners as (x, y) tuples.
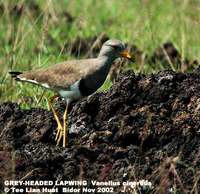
(9, 39), (133, 148)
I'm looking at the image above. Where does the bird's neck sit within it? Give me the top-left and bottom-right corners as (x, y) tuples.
(92, 55), (115, 85)
(97, 55), (116, 70)
(79, 55), (116, 96)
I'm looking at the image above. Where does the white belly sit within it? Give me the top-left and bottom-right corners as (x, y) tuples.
(58, 80), (82, 103)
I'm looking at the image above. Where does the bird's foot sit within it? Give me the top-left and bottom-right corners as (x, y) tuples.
(48, 96), (68, 148)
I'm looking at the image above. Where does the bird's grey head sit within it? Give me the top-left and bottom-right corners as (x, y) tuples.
(98, 39), (132, 61)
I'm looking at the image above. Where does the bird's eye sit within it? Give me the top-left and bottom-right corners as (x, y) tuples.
(111, 45), (119, 50)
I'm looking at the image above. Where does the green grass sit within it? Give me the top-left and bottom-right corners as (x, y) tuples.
(0, 0), (199, 108)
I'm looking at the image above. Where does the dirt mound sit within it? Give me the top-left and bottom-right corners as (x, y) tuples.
(0, 68), (200, 193)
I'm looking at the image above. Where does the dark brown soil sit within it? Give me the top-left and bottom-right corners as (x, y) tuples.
(0, 67), (200, 193)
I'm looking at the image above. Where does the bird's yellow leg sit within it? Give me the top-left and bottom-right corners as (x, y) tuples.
(56, 103), (68, 147)
(56, 128), (63, 146)
(63, 104), (68, 147)
(47, 96), (63, 142)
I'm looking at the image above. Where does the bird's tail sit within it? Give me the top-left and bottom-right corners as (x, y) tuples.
(9, 71), (22, 80)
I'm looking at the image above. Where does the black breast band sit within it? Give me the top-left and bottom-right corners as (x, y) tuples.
(79, 79), (97, 96)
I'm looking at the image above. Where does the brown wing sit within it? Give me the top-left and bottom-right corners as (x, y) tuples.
(18, 59), (99, 89)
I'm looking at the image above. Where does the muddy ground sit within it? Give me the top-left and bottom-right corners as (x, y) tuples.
(0, 66), (200, 193)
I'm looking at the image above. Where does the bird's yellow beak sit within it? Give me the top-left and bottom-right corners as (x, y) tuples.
(119, 50), (133, 62)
